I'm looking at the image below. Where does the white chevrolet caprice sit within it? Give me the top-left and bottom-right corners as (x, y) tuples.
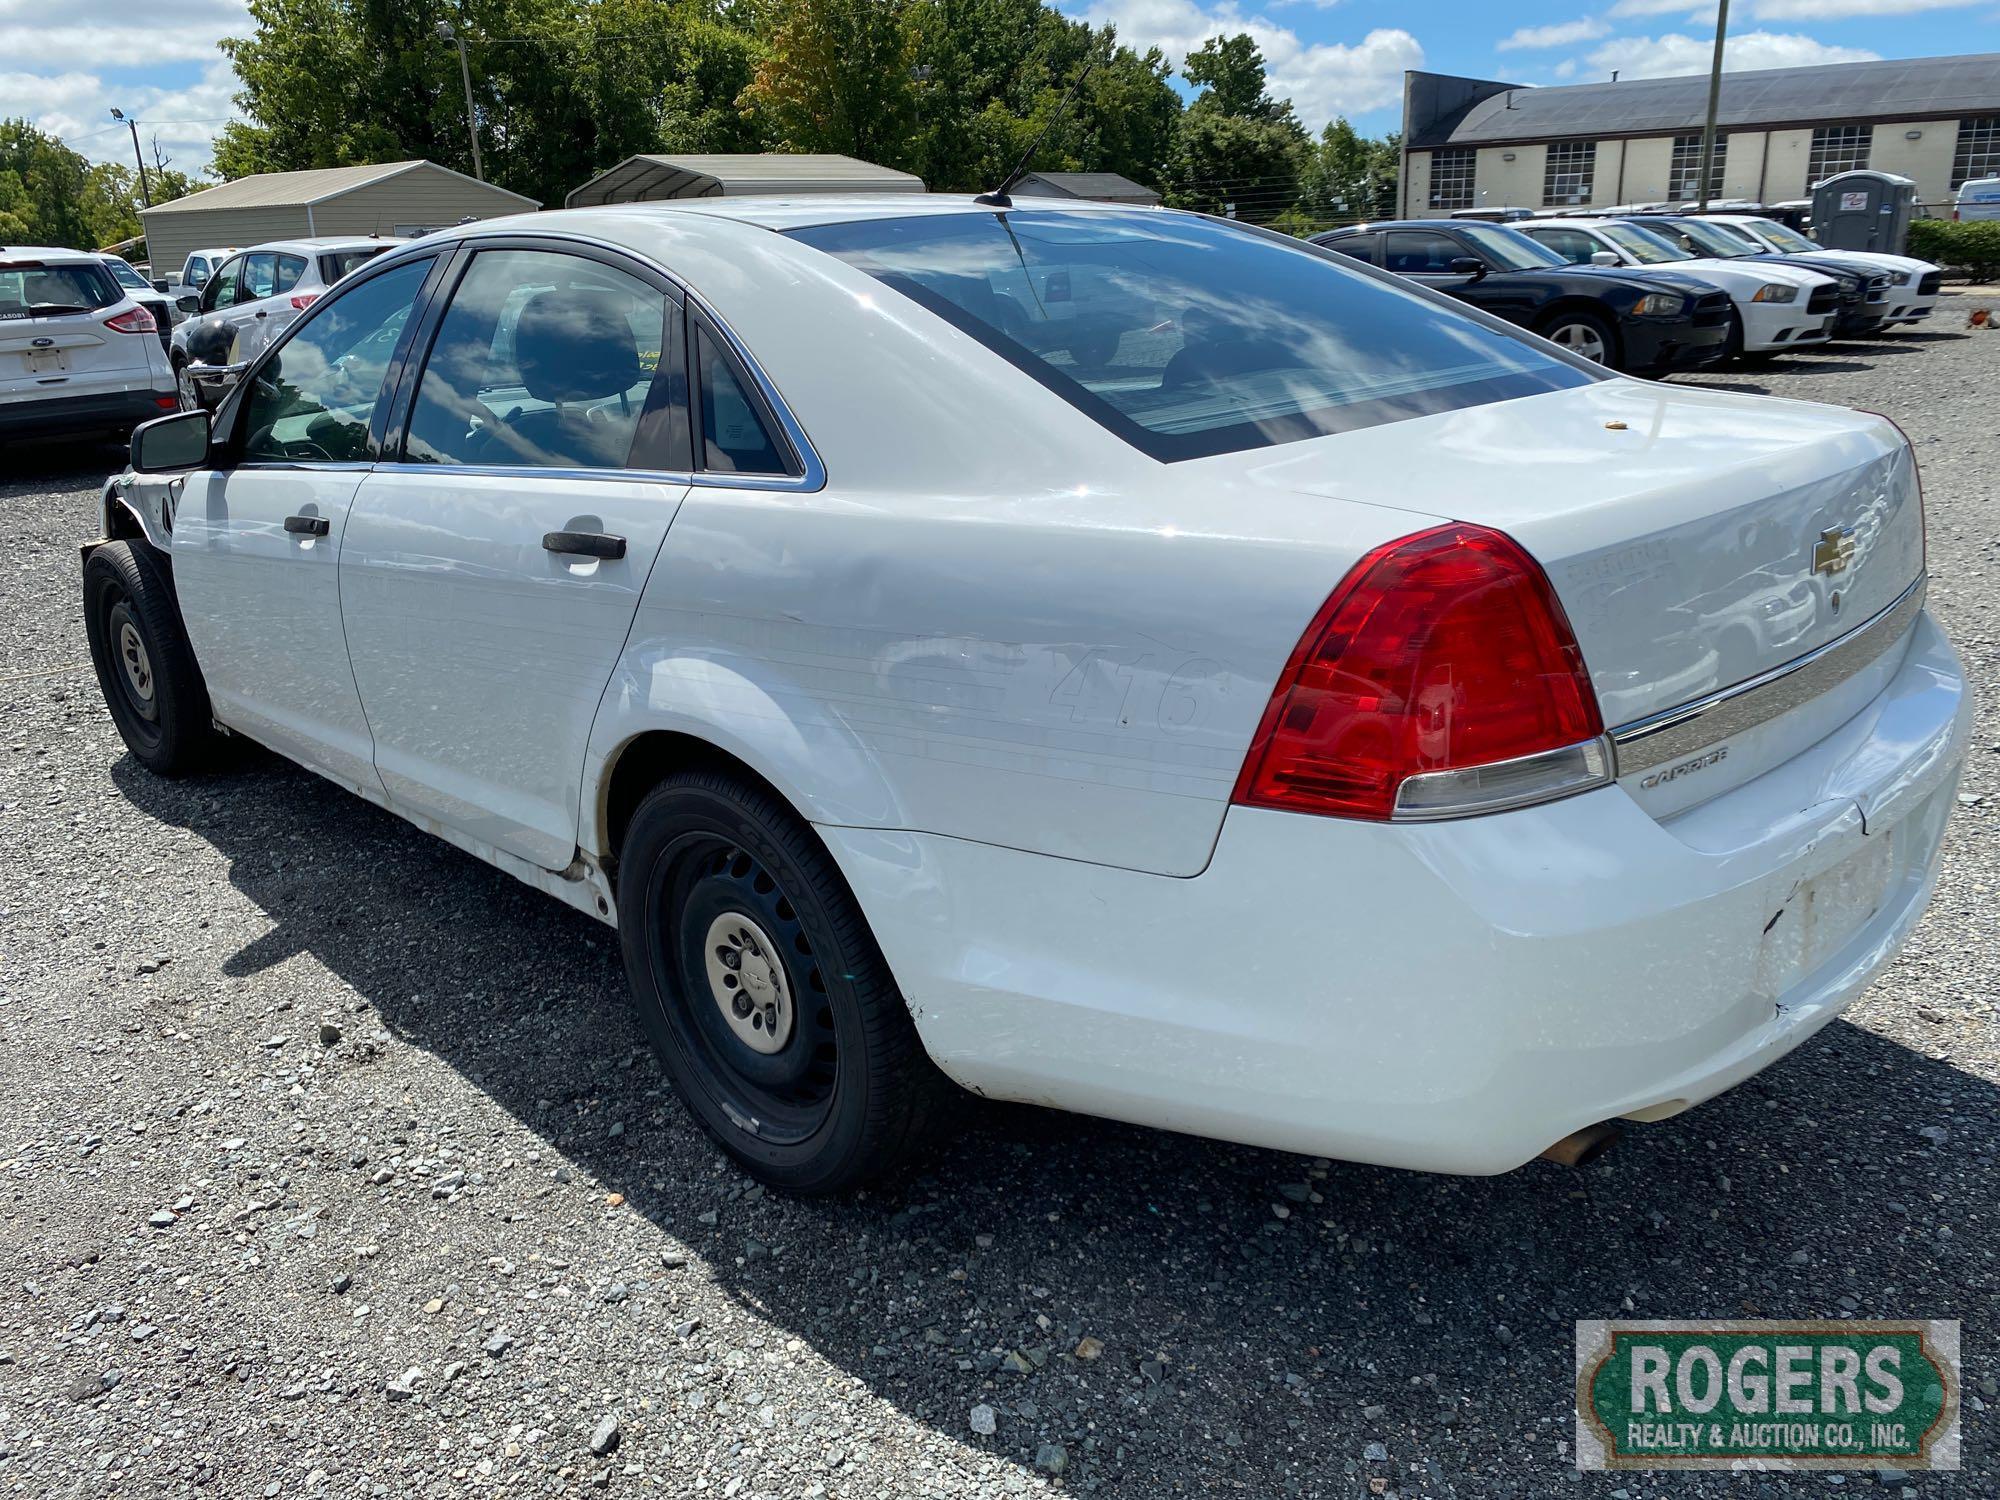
(84, 198), (1971, 1192)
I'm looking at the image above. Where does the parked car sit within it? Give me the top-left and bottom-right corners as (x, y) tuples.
(85, 200), (1970, 1191)
(1517, 218), (1839, 357)
(153, 246), (239, 307)
(171, 237), (406, 407)
(97, 255), (179, 351)
(1448, 207), (1535, 223)
(1617, 215), (1894, 338)
(1954, 176), (2000, 222)
(1, 245), (178, 444)
(1312, 219), (1732, 373)
(1701, 214), (1941, 326)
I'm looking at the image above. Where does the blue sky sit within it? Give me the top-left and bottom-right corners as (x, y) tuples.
(6, 0), (1997, 178)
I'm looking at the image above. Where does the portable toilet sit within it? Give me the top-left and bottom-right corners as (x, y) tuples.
(1809, 170), (1917, 255)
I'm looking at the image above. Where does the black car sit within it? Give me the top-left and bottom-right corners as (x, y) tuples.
(1615, 216), (1890, 338)
(1311, 221), (1731, 375)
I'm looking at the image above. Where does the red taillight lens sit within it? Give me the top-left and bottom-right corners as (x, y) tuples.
(290, 292), (319, 311)
(1232, 523), (1605, 821)
(105, 305), (157, 334)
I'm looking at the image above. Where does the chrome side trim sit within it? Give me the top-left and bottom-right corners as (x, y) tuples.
(1610, 574), (1927, 777)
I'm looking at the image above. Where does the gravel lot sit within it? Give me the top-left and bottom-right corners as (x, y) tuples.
(3, 304), (1996, 1499)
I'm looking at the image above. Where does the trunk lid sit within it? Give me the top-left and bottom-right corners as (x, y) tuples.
(1228, 379), (1925, 814)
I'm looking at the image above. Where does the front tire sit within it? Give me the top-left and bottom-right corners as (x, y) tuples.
(618, 771), (946, 1193)
(83, 541), (219, 775)
(1540, 308), (1617, 368)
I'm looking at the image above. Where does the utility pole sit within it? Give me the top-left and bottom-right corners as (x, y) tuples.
(1695, 0), (1730, 210)
(109, 108), (151, 208)
(436, 21), (484, 181)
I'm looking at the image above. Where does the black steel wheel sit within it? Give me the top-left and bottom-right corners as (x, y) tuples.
(82, 541), (218, 775)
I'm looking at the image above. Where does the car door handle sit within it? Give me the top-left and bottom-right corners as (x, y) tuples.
(254, 309), (268, 319)
(543, 530), (626, 561)
(283, 514), (330, 537)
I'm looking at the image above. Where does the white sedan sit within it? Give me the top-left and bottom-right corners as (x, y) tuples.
(1518, 218), (1838, 357)
(83, 198), (1971, 1191)
(1701, 213), (1942, 326)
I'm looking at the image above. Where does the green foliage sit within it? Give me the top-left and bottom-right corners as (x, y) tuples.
(740, 0), (917, 164)
(1907, 218), (2000, 279)
(1297, 118), (1399, 229)
(0, 119), (203, 250)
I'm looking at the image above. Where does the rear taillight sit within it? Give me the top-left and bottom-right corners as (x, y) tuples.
(1232, 523), (1609, 822)
(290, 292), (319, 311)
(104, 305), (157, 334)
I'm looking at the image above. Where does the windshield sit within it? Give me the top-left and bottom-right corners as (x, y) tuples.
(1743, 217), (1818, 253)
(1661, 218), (1763, 258)
(104, 259), (150, 289)
(1452, 222), (1568, 270)
(1598, 223), (1689, 265)
(789, 211), (1595, 462)
(0, 260), (119, 318)
(319, 246), (391, 283)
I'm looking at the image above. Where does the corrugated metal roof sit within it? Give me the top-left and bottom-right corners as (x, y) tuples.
(566, 154), (923, 207)
(1013, 172), (1160, 203)
(1419, 52), (2000, 148)
(143, 160), (538, 215)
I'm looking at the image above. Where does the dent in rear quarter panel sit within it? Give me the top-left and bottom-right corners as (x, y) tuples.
(578, 478), (1417, 876)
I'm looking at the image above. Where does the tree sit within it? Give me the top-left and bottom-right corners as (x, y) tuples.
(1299, 117), (1399, 228)
(0, 119), (93, 247)
(739, 0), (917, 165)
(1164, 33), (1307, 223)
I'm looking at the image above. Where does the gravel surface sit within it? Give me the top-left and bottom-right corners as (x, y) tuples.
(2, 305), (1996, 1498)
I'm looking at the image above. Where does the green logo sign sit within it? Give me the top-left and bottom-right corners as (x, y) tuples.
(1575, 1320), (1960, 1472)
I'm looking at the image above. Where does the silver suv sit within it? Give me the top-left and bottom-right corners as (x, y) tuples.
(1, 246), (178, 445)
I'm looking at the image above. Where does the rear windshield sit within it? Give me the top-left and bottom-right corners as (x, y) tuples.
(789, 211), (1594, 462)
(319, 246), (391, 283)
(0, 261), (119, 320)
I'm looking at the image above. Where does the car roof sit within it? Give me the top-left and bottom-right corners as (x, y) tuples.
(236, 236), (410, 255)
(0, 245), (104, 263)
(1517, 219), (1606, 231)
(528, 192), (1164, 234)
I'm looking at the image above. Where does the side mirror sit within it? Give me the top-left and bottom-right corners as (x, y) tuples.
(177, 295), (202, 315)
(150, 278), (170, 293)
(1590, 250), (1621, 266)
(131, 409), (211, 472)
(1447, 256), (1487, 282)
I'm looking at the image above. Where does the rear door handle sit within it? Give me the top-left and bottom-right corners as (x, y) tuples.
(283, 514), (330, 537)
(543, 530), (626, 561)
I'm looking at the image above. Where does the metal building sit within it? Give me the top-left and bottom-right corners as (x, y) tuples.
(1011, 172), (1161, 206)
(1400, 52), (2000, 219)
(140, 160), (539, 278)
(565, 154), (923, 208)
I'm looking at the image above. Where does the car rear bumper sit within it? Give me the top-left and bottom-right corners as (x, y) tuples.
(824, 611), (1970, 1174)
(0, 385), (177, 439)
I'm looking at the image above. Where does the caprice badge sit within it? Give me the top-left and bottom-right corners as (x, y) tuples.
(1813, 525), (1858, 578)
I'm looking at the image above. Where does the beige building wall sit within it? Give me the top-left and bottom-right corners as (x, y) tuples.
(1616, 137), (1674, 203)
(144, 206), (307, 286)
(1472, 144), (1547, 211)
(1868, 120), (1960, 205)
(1404, 149), (1432, 216)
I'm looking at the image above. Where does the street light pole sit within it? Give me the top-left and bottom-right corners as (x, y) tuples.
(436, 22), (484, 182)
(1695, 0), (1730, 211)
(110, 108), (152, 209)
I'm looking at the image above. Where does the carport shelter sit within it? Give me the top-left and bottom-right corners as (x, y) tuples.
(140, 161), (539, 282)
(565, 154), (924, 207)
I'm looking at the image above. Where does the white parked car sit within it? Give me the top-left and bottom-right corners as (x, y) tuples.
(1519, 218), (1839, 357)
(171, 236), (405, 406)
(1, 245), (178, 445)
(84, 200), (1971, 1192)
(1954, 176), (2000, 222)
(154, 246), (239, 308)
(1702, 214), (1942, 326)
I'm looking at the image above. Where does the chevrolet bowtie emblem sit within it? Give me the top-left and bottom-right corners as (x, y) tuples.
(1812, 525), (1857, 577)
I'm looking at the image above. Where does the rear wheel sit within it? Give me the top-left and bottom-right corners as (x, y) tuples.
(618, 771), (947, 1193)
(83, 541), (219, 775)
(172, 352), (199, 411)
(1540, 309), (1616, 368)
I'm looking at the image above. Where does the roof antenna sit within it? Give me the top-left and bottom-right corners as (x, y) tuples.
(975, 48), (1102, 208)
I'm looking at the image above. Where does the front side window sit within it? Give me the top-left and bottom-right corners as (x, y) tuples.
(403, 248), (675, 471)
(239, 258), (433, 465)
(0, 259), (118, 319)
(1953, 116), (2000, 190)
(1808, 125), (1870, 185)
(1428, 148), (1476, 212)
(202, 256), (243, 311)
(240, 253), (278, 302)
(1543, 141), (1596, 206)
(1668, 134), (1728, 200)
(790, 210), (1596, 463)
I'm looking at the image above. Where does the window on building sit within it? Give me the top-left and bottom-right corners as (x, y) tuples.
(1428, 148), (1476, 211)
(1952, 116), (2000, 190)
(1542, 141), (1596, 206)
(1669, 134), (1728, 200)
(1807, 125), (1870, 185)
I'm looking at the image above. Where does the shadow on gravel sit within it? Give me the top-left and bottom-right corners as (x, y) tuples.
(107, 750), (1998, 1497)
(0, 440), (128, 492)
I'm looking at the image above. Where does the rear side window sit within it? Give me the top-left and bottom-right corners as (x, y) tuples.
(1383, 231), (1467, 273)
(1526, 228), (1597, 264)
(319, 247), (389, 283)
(1317, 234), (1377, 264)
(403, 248), (677, 471)
(274, 254), (307, 294)
(695, 323), (792, 475)
(0, 260), (119, 319)
(790, 210), (1594, 462)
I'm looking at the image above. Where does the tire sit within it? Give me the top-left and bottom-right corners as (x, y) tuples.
(172, 352), (199, 412)
(618, 771), (948, 1193)
(1722, 309), (1745, 361)
(82, 540), (219, 776)
(1539, 308), (1618, 368)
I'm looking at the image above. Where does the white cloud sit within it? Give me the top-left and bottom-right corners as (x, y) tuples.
(1073, 0), (1422, 126)
(1580, 29), (1879, 80)
(1752, 0), (1980, 16)
(1497, 18), (1610, 50)
(1607, 0), (1718, 17)
(18, 59), (244, 179)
